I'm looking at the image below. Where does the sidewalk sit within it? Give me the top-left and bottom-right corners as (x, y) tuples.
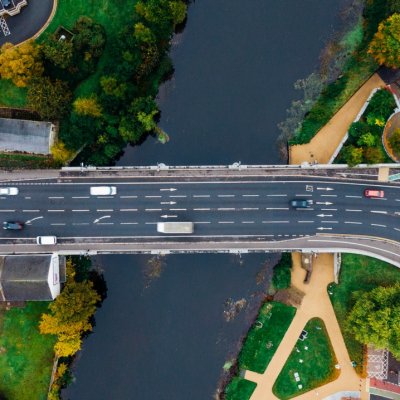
(245, 254), (367, 400)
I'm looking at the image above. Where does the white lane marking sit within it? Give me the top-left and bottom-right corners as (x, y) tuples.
(145, 195), (162, 198)
(298, 221), (314, 223)
(218, 208), (235, 211)
(72, 196), (90, 199)
(395, 228), (400, 232)
(193, 208), (210, 211)
(321, 194), (337, 197)
(169, 195), (187, 198)
(218, 195), (235, 197)
(321, 220), (338, 223)
(170, 208), (187, 211)
(72, 209), (90, 212)
(396, 199), (400, 202)
(346, 209), (362, 212)
(345, 195), (362, 198)
(51, 223), (66, 226)
(97, 209), (114, 212)
(120, 222), (138, 225)
(267, 194), (287, 197)
(120, 209), (138, 212)
(49, 196), (64, 199)
(242, 208), (259, 211)
(266, 207), (289, 210)
(321, 208), (337, 211)
(23, 209), (39, 212)
(120, 195), (138, 199)
(0, 210), (15, 212)
(243, 194), (259, 197)
(371, 223), (386, 227)
(48, 210), (65, 212)
(145, 209), (162, 211)
(242, 221), (254, 224)
(72, 223), (90, 226)
(295, 194), (312, 197)
(97, 222), (114, 225)
(262, 220), (289, 223)
(25, 216), (43, 224)
(196, 221), (211, 224)
(193, 195), (210, 198)
(218, 221), (234, 224)
(24, 196), (31, 199)
(370, 210), (387, 214)
(93, 216), (111, 224)
(145, 222), (157, 225)
(345, 221), (362, 224)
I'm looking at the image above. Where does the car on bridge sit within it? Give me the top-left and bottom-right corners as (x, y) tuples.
(3, 221), (23, 230)
(364, 189), (384, 198)
(290, 199), (313, 208)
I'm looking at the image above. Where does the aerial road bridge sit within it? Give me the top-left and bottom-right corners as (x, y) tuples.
(0, 163), (400, 266)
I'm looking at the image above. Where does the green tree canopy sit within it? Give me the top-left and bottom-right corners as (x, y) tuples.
(368, 13), (400, 68)
(346, 283), (400, 358)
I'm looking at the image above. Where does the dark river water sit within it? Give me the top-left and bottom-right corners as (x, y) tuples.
(64, 1), (347, 399)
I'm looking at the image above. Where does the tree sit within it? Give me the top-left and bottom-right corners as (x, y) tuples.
(27, 77), (72, 120)
(51, 141), (76, 164)
(42, 35), (73, 69)
(346, 284), (400, 359)
(39, 260), (100, 358)
(364, 146), (386, 164)
(100, 76), (127, 98)
(342, 145), (363, 167)
(73, 96), (102, 117)
(134, 22), (156, 44)
(357, 132), (376, 147)
(368, 13), (400, 68)
(389, 127), (400, 153)
(0, 41), (43, 87)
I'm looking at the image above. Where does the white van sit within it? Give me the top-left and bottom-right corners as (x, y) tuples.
(36, 236), (57, 245)
(90, 186), (117, 196)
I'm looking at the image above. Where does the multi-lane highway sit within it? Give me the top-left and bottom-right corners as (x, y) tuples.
(0, 174), (399, 246)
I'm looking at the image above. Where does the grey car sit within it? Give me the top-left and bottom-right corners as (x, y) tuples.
(290, 199), (313, 208)
(3, 221), (24, 230)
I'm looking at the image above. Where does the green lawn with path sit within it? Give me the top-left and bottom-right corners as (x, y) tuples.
(238, 301), (296, 373)
(0, 302), (56, 400)
(273, 318), (338, 400)
(224, 377), (257, 400)
(329, 254), (400, 375)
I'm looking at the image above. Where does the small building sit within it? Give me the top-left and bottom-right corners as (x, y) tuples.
(0, 117), (55, 154)
(0, 0), (27, 17)
(0, 254), (66, 301)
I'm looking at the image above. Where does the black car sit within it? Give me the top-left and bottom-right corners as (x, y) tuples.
(3, 221), (24, 230)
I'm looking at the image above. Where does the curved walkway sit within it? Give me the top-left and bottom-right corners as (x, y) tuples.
(245, 253), (367, 400)
(0, 0), (55, 46)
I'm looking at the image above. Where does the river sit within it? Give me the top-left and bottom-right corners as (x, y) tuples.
(64, 1), (347, 399)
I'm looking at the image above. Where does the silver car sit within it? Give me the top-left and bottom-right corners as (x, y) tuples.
(0, 187), (19, 195)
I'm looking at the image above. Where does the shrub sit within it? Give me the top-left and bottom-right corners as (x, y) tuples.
(272, 253), (292, 290)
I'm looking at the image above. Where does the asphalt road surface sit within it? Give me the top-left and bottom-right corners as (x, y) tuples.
(0, 176), (399, 244)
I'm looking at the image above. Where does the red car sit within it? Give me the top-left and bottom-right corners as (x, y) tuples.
(364, 189), (385, 198)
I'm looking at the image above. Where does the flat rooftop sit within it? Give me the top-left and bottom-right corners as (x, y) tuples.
(0, 117), (54, 154)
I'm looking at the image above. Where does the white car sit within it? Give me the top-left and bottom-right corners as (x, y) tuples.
(0, 187), (19, 195)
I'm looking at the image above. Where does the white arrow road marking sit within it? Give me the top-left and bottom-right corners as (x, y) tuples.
(317, 227), (332, 230)
(160, 188), (177, 192)
(160, 215), (177, 218)
(25, 216), (44, 225)
(317, 214), (333, 217)
(316, 202), (333, 205)
(93, 215), (111, 224)
(317, 187), (334, 191)
(160, 201), (176, 205)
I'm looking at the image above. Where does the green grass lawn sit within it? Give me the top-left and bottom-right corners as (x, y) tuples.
(0, 302), (56, 400)
(238, 302), (296, 373)
(329, 254), (400, 375)
(273, 318), (338, 400)
(0, 80), (27, 108)
(224, 377), (257, 400)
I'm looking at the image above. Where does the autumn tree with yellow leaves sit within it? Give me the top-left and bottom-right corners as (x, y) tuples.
(73, 96), (103, 117)
(0, 41), (43, 87)
(39, 259), (100, 358)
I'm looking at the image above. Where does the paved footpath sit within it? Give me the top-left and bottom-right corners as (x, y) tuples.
(245, 253), (368, 400)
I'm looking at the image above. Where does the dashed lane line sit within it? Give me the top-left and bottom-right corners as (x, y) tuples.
(345, 209), (362, 212)
(218, 208), (235, 211)
(370, 210), (388, 214)
(193, 195), (210, 198)
(345, 195), (362, 199)
(145, 195), (162, 198)
(218, 194), (235, 197)
(23, 210), (40, 212)
(51, 223), (66, 226)
(97, 209), (114, 212)
(48, 196), (64, 199)
(321, 194), (337, 197)
(170, 208), (187, 211)
(48, 210), (65, 212)
(242, 208), (259, 211)
(266, 207), (289, 210)
(0, 210), (15, 212)
(120, 222), (138, 225)
(242, 221), (255, 224)
(195, 221), (211, 224)
(72, 196), (90, 199)
(120, 209), (138, 212)
(345, 221), (362, 224)
(145, 209), (162, 212)
(298, 221), (314, 223)
(321, 221), (339, 223)
(169, 195), (187, 198)
(97, 223), (114, 225)
(72, 223), (90, 226)
(321, 208), (337, 211)
(193, 208), (210, 211)
(218, 221), (234, 224)
(371, 223), (387, 228)
(120, 196), (138, 199)
(266, 194), (287, 197)
(242, 194), (259, 197)
(262, 220), (289, 223)
(72, 209), (90, 212)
